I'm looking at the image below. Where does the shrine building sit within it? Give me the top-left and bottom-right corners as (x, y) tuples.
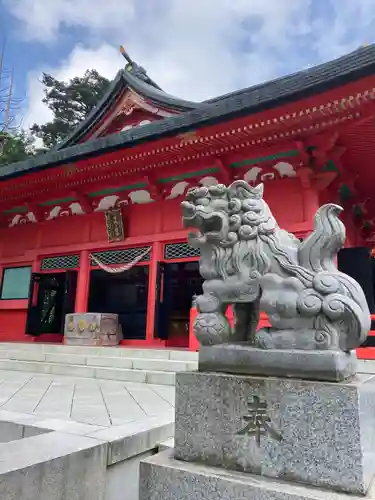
(1, 45), (375, 353)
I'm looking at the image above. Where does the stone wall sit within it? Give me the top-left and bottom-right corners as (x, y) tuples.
(0, 413), (174, 500)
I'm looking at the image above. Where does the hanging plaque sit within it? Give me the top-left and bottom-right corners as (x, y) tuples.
(105, 207), (125, 243)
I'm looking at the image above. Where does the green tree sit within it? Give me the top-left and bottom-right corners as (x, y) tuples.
(30, 70), (111, 149)
(0, 42), (34, 166)
(0, 131), (34, 166)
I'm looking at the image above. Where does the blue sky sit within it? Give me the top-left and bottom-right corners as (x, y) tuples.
(1, 0), (375, 130)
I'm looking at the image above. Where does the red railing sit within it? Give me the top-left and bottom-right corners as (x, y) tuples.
(189, 310), (375, 359)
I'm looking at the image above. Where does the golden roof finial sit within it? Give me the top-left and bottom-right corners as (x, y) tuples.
(119, 45), (132, 65)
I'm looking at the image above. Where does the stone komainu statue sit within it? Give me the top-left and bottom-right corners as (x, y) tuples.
(181, 181), (370, 352)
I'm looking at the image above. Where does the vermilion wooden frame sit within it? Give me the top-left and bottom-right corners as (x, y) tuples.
(0, 261), (32, 312)
(0, 217), (321, 347)
(0, 159), (371, 351)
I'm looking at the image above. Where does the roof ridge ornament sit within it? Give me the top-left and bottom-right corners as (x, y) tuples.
(119, 45), (163, 91)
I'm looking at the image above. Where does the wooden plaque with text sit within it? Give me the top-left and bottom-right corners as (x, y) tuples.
(104, 207), (125, 243)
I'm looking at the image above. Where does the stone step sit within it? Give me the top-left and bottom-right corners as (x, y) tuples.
(0, 349), (197, 372)
(0, 359), (176, 385)
(0, 342), (198, 362)
(159, 438), (175, 452)
(358, 360), (375, 374)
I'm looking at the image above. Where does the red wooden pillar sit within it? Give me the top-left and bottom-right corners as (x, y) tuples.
(29, 257), (41, 342)
(32, 257), (41, 273)
(146, 242), (162, 344)
(0, 264), (3, 302)
(75, 250), (90, 313)
(303, 189), (319, 222)
(189, 307), (199, 351)
(297, 168), (320, 225)
(31, 256), (41, 308)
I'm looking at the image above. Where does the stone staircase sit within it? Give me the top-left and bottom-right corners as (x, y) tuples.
(0, 343), (198, 386)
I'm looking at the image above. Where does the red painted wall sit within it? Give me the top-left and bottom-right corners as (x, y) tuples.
(0, 307), (28, 341)
(0, 178), (312, 342)
(0, 224), (38, 259)
(265, 179), (305, 227)
(0, 179), (309, 256)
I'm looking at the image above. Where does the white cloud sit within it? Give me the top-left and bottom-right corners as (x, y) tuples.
(23, 44), (120, 128)
(4, 0), (136, 43)
(21, 71), (52, 129)
(6, 0), (375, 128)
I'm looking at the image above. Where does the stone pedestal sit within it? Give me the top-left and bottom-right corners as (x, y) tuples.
(64, 313), (122, 346)
(140, 371), (375, 500)
(199, 343), (358, 382)
(140, 449), (375, 500)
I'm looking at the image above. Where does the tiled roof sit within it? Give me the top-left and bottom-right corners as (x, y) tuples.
(57, 67), (203, 149)
(2, 45), (375, 181)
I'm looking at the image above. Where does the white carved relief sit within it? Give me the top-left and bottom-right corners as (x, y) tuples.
(244, 162), (297, 185)
(9, 212), (37, 227)
(46, 206), (61, 220)
(199, 176), (218, 187)
(95, 195), (120, 212)
(70, 202), (85, 215)
(166, 181), (190, 200)
(274, 161), (297, 178)
(46, 202), (81, 219)
(128, 190), (154, 204)
(59, 208), (71, 217)
(121, 119), (151, 132)
(9, 215), (21, 227)
(261, 172), (275, 182)
(10, 214), (26, 227)
(244, 167), (262, 184)
(27, 212), (37, 223)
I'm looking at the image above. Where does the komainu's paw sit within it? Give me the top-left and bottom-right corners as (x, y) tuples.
(254, 328), (275, 349)
(194, 312), (231, 346)
(195, 293), (221, 313)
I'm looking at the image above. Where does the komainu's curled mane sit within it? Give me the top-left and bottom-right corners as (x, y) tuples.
(181, 180), (370, 351)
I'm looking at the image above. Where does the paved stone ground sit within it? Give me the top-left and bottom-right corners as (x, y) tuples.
(0, 369), (175, 428)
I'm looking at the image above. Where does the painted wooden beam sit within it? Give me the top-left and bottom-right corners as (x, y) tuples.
(71, 191), (93, 214)
(215, 158), (232, 184)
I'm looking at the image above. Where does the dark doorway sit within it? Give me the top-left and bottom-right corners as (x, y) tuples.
(156, 261), (203, 347)
(26, 271), (78, 336)
(338, 247), (375, 312)
(88, 266), (149, 340)
(338, 247), (375, 346)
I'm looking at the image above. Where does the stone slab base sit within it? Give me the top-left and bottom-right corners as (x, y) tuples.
(64, 313), (122, 346)
(64, 336), (119, 346)
(174, 371), (375, 494)
(140, 450), (373, 500)
(199, 344), (357, 382)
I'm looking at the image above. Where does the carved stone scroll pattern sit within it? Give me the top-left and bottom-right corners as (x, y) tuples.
(181, 180), (370, 354)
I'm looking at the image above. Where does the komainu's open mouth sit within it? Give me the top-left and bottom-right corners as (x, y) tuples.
(200, 214), (223, 233)
(181, 201), (196, 221)
(182, 198), (229, 247)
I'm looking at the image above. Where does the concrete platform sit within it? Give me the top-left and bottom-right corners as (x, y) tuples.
(0, 343), (198, 386)
(0, 368), (176, 500)
(0, 369), (175, 427)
